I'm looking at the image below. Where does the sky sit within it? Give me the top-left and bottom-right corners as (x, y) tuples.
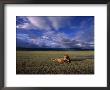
(16, 16), (94, 49)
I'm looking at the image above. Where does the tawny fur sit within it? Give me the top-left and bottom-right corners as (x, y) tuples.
(50, 54), (71, 64)
(51, 58), (65, 64)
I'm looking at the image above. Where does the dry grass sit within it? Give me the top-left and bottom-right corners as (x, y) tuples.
(16, 51), (94, 74)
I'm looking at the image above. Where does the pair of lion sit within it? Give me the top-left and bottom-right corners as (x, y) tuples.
(50, 54), (71, 64)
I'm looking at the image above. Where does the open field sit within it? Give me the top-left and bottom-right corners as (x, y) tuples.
(16, 51), (94, 74)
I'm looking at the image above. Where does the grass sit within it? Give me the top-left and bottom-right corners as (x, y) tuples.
(16, 51), (94, 74)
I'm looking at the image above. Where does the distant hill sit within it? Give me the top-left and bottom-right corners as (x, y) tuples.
(16, 47), (94, 51)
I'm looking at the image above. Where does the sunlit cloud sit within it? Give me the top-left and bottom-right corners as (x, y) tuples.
(16, 16), (94, 49)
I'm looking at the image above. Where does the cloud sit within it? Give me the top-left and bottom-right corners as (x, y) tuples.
(16, 16), (36, 30)
(17, 34), (30, 40)
(16, 16), (94, 49)
(17, 30), (71, 48)
(16, 16), (72, 31)
(16, 23), (35, 30)
(47, 17), (64, 30)
(17, 31), (94, 49)
(26, 16), (71, 31)
(73, 17), (94, 43)
(27, 16), (52, 30)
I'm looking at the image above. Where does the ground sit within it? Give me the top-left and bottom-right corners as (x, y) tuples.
(16, 51), (94, 74)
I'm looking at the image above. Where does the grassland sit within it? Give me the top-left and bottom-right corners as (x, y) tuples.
(16, 51), (94, 74)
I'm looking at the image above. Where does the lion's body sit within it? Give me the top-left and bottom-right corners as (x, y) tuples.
(50, 54), (71, 64)
(51, 58), (65, 64)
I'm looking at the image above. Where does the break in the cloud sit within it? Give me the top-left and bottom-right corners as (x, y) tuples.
(16, 16), (94, 49)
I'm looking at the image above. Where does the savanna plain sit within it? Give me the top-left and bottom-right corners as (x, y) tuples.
(16, 51), (94, 74)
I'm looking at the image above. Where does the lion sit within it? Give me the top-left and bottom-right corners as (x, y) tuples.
(50, 54), (71, 64)
(50, 58), (65, 64)
(63, 54), (71, 63)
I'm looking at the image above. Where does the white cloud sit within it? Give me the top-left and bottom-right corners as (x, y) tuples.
(48, 16), (70, 30)
(17, 16), (72, 31)
(16, 34), (30, 40)
(16, 23), (35, 30)
(27, 16), (51, 30)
